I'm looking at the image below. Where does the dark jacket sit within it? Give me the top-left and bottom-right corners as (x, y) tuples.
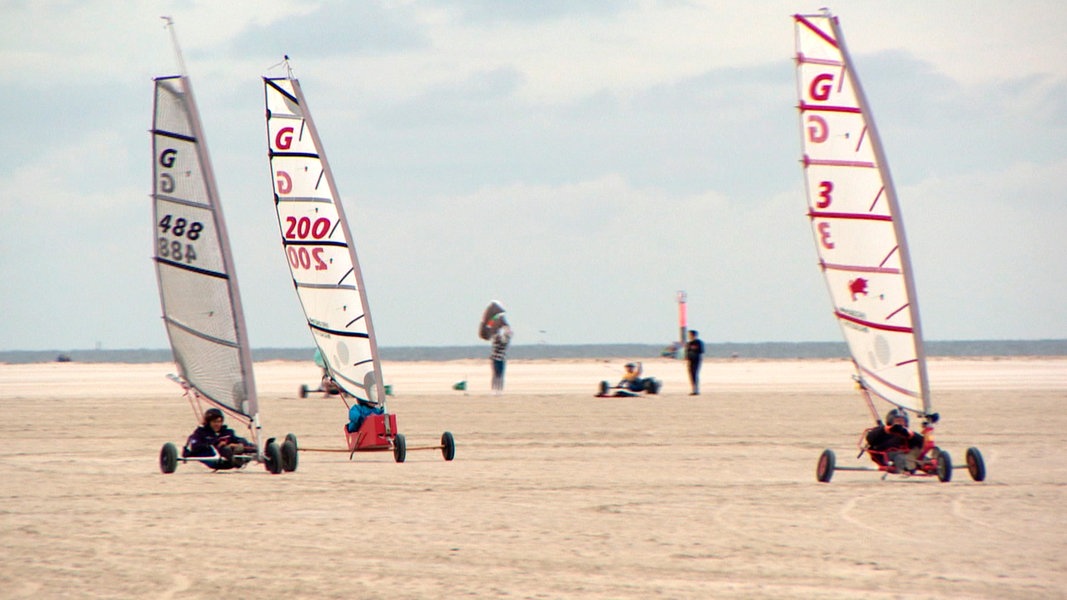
(183, 424), (252, 458)
(685, 339), (704, 362)
(865, 424), (924, 453)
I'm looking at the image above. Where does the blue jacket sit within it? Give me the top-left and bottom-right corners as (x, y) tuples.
(347, 402), (384, 433)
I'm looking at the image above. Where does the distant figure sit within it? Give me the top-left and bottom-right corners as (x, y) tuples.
(620, 362), (645, 391)
(685, 329), (705, 395)
(489, 315), (512, 393)
(865, 408), (925, 472)
(183, 408), (255, 467)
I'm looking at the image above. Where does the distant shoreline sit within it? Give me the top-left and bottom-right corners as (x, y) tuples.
(2, 340), (1065, 364)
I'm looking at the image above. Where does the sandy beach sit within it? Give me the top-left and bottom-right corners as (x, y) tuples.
(1, 356), (1065, 599)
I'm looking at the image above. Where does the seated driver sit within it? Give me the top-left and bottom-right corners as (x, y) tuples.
(184, 408), (255, 466)
(620, 362), (647, 391)
(865, 408), (925, 472)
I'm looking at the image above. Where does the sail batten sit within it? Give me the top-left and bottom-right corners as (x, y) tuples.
(264, 73), (387, 407)
(794, 12), (931, 415)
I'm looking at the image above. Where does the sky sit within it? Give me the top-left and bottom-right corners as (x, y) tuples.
(1, 1), (1065, 351)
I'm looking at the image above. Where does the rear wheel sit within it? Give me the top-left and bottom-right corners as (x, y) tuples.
(816, 449), (835, 483)
(937, 449), (953, 482)
(393, 433), (407, 463)
(441, 431), (456, 461)
(966, 447), (986, 482)
(160, 443), (178, 474)
(282, 439), (299, 472)
(264, 441), (283, 474)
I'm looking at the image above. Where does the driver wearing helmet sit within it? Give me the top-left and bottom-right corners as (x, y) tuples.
(183, 408), (255, 467)
(865, 408), (925, 472)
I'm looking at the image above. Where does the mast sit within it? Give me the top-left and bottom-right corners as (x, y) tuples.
(289, 78), (388, 411)
(156, 18), (261, 440)
(826, 16), (931, 414)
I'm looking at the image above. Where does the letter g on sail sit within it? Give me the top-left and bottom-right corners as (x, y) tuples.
(809, 73), (834, 101)
(159, 148), (177, 168)
(276, 170), (292, 194)
(158, 149), (178, 193)
(276, 127), (294, 150)
(806, 115), (828, 143)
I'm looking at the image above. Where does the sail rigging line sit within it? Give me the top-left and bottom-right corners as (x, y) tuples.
(154, 257), (228, 279)
(163, 317), (241, 349)
(808, 210), (892, 222)
(161, 17), (188, 77)
(152, 129), (196, 144)
(820, 262), (900, 275)
(308, 322), (370, 338)
(834, 311), (913, 334)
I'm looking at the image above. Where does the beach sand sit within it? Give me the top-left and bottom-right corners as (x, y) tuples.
(1, 356), (1064, 599)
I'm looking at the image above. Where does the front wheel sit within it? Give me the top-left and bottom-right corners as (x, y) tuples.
(160, 442), (178, 474)
(393, 433), (407, 463)
(441, 431), (456, 461)
(816, 449), (835, 483)
(264, 441), (283, 474)
(282, 438), (299, 472)
(937, 449), (953, 482)
(299, 384), (309, 399)
(966, 447), (986, 482)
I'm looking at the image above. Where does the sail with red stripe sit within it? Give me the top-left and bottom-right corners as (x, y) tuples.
(794, 11), (931, 415)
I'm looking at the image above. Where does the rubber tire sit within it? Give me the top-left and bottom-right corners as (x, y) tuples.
(160, 442), (178, 474)
(265, 441), (283, 474)
(393, 433), (407, 463)
(937, 449), (952, 482)
(299, 384), (308, 399)
(285, 433), (298, 451)
(598, 380), (609, 396)
(441, 431), (456, 461)
(966, 447), (986, 482)
(282, 440), (298, 472)
(647, 379), (661, 394)
(816, 448), (835, 483)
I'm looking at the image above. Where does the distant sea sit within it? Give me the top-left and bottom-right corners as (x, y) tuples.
(2, 340), (1065, 365)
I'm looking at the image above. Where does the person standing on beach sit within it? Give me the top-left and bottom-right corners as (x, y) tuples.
(489, 315), (512, 394)
(685, 329), (705, 395)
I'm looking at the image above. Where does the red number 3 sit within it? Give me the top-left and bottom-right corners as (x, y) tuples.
(816, 180), (833, 209)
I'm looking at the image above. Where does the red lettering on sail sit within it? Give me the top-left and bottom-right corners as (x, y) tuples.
(809, 73), (834, 101)
(276, 127), (294, 150)
(807, 115), (828, 143)
(816, 180), (833, 208)
(276, 171), (292, 194)
(818, 221), (834, 249)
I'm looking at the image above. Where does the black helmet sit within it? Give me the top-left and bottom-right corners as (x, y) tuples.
(885, 408), (908, 427)
(203, 408), (224, 424)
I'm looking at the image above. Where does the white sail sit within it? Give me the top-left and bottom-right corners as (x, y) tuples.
(264, 74), (387, 406)
(794, 12), (931, 415)
(152, 73), (260, 430)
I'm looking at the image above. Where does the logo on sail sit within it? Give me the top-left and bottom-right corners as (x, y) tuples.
(848, 277), (868, 300)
